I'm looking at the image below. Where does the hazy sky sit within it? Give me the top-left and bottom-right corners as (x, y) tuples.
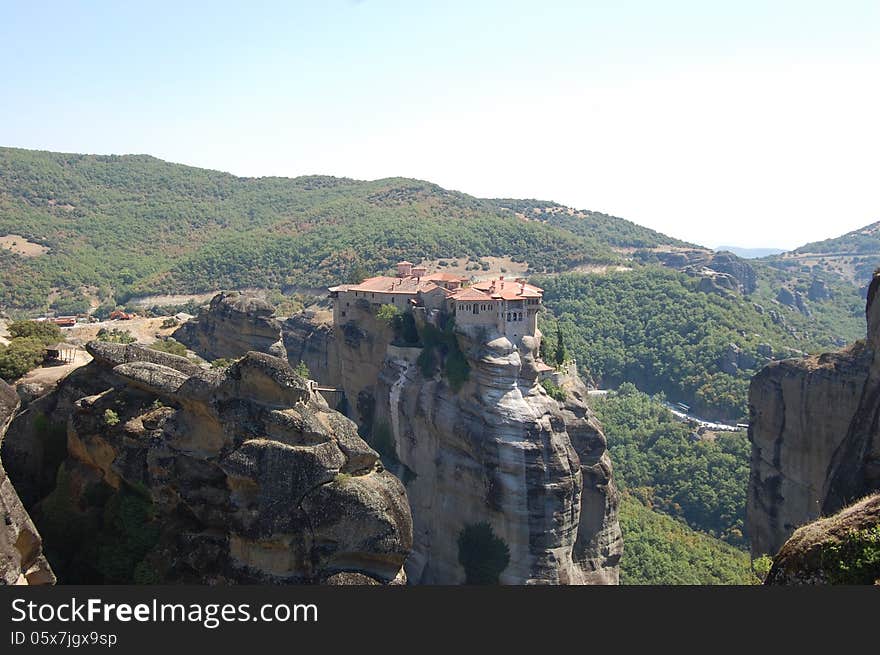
(1, 1), (877, 249)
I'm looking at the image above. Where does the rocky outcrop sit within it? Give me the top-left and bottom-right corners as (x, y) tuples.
(23, 343), (411, 584)
(286, 300), (621, 584)
(173, 291), (287, 361)
(808, 278), (831, 302)
(706, 251), (758, 294)
(776, 287), (810, 316)
(643, 249), (757, 294)
(765, 493), (880, 585)
(747, 271), (880, 556)
(0, 380), (55, 585)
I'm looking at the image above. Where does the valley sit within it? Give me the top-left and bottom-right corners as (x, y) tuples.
(1, 146), (877, 586)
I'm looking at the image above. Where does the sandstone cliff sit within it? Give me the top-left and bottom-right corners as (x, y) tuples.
(0, 380), (55, 585)
(748, 271), (880, 556)
(174, 291), (287, 361)
(764, 492), (880, 585)
(15, 343), (411, 584)
(285, 303), (622, 584)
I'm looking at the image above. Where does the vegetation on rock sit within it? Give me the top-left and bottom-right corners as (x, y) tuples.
(457, 522), (510, 584)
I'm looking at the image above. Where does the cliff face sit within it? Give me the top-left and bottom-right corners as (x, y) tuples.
(21, 343), (411, 584)
(747, 272), (880, 556)
(285, 303), (622, 584)
(174, 291), (287, 361)
(282, 308), (342, 392)
(0, 380), (55, 585)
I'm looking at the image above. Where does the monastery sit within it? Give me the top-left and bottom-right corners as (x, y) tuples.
(329, 260), (544, 342)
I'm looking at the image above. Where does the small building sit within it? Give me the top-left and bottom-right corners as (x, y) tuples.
(51, 316), (76, 327)
(44, 343), (76, 365)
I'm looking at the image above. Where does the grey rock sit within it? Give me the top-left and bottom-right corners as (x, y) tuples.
(14, 347), (411, 585)
(0, 381), (55, 585)
(747, 271), (880, 557)
(173, 291), (287, 362)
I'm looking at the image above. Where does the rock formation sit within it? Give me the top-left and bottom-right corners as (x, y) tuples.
(641, 249), (757, 294)
(17, 343), (411, 584)
(285, 302), (622, 584)
(173, 291), (287, 361)
(0, 380), (55, 585)
(282, 307), (343, 393)
(764, 492), (880, 585)
(747, 270), (880, 556)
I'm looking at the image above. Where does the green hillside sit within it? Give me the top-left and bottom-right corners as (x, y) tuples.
(792, 221), (880, 255)
(619, 495), (756, 585)
(0, 146), (619, 313)
(537, 267), (851, 420)
(592, 384), (749, 545)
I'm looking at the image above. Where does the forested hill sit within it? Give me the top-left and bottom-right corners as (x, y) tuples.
(792, 221), (880, 255)
(763, 220), (880, 289)
(0, 146), (691, 314)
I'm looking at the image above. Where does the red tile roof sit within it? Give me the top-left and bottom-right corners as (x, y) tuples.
(471, 278), (543, 300)
(450, 287), (495, 302)
(423, 272), (468, 283)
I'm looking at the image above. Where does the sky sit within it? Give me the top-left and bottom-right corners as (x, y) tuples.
(1, 1), (878, 249)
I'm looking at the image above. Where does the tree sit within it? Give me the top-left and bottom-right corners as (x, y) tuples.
(294, 361), (310, 379)
(554, 325), (567, 367)
(7, 320), (61, 345)
(0, 337), (46, 380)
(376, 304), (401, 326)
(457, 522), (510, 584)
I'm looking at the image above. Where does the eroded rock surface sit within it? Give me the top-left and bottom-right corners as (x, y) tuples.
(173, 291), (287, 361)
(23, 343), (411, 584)
(285, 303), (621, 584)
(0, 380), (55, 585)
(748, 271), (880, 556)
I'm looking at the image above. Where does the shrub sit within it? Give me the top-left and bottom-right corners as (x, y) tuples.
(541, 378), (567, 401)
(819, 526), (880, 584)
(376, 303), (401, 325)
(293, 360), (310, 379)
(148, 339), (187, 357)
(96, 328), (135, 344)
(7, 320), (61, 344)
(103, 409), (120, 426)
(0, 337), (46, 380)
(751, 554), (773, 582)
